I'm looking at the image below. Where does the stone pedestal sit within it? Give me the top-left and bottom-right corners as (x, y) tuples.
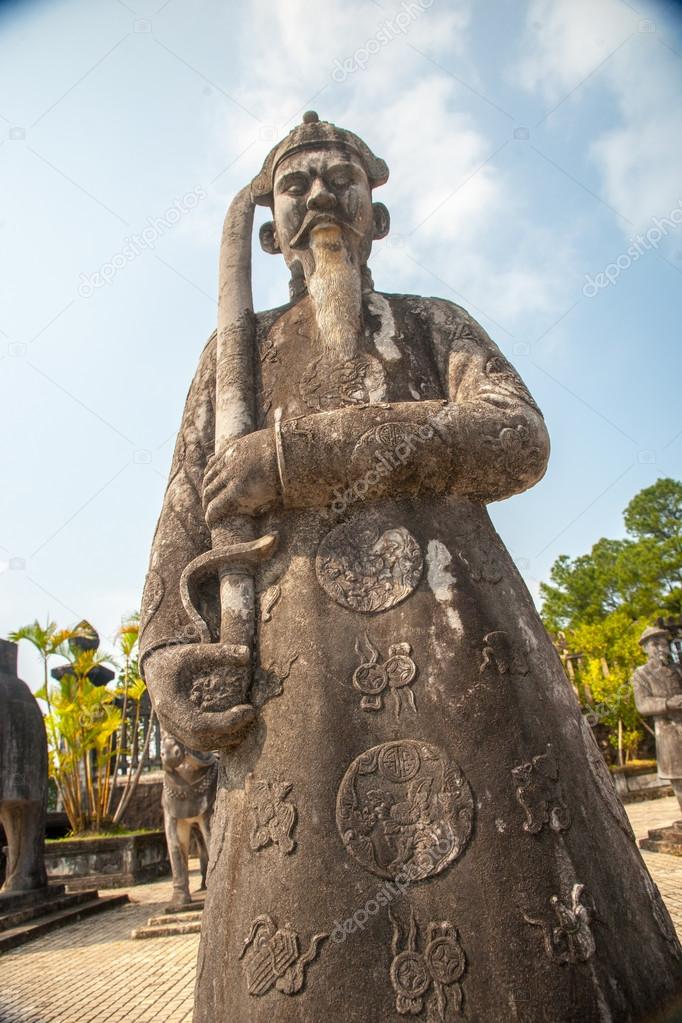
(640, 820), (682, 856)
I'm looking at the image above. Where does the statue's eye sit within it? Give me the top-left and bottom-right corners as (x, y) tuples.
(330, 174), (351, 189)
(285, 181), (306, 196)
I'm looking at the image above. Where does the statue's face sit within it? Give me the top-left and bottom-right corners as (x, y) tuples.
(161, 735), (184, 767)
(271, 147), (375, 271)
(645, 635), (670, 662)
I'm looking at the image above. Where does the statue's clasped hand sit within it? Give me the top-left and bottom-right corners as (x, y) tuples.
(145, 643), (257, 752)
(202, 428), (280, 527)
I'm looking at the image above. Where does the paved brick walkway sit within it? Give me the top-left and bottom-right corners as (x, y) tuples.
(2, 800), (682, 1023)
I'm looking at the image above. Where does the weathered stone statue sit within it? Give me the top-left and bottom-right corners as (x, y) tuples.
(140, 113), (682, 1020)
(0, 639), (48, 893)
(633, 625), (682, 812)
(161, 733), (217, 907)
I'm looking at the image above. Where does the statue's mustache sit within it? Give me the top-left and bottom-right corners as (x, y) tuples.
(289, 210), (361, 249)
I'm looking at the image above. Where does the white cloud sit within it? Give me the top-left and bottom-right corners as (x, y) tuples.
(516, 0), (682, 231)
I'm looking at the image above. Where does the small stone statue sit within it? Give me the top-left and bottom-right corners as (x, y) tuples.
(161, 733), (217, 906)
(633, 625), (682, 812)
(140, 113), (682, 1020)
(0, 639), (48, 893)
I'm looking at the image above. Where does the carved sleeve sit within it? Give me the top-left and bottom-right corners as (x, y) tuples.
(139, 336), (217, 673)
(276, 299), (549, 508)
(632, 668), (669, 717)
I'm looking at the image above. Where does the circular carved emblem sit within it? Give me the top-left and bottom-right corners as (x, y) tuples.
(353, 662), (387, 696)
(316, 516), (423, 614)
(336, 740), (474, 881)
(425, 936), (465, 985)
(391, 951), (430, 999)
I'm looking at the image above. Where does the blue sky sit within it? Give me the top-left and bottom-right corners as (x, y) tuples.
(1, 0), (681, 691)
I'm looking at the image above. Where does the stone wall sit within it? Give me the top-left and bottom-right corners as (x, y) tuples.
(114, 772), (164, 830)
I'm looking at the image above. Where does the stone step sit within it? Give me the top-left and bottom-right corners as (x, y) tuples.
(0, 893), (129, 953)
(0, 889), (95, 932)
(0, 884), (66, 914)
(147, 911), (203, 926)
(163, 894), (205, 915)
(54, 873), (134, 892)
(131, 919), (202, 940)
(640, 838), (682, 856)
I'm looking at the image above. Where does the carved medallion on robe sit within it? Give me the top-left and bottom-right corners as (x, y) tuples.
(352, 633), (418, 716)
(336, 740), (474, 881)
(511, 744), (570, 834)
(239, 915), (327, 996)
(299, 353), (386, 411)
(388, 906), (466, 1020)
(246, 777), (297, 855)
(524, 883), (595, 964)
(580, 715), (635, 840)
(316, 515), (423, 613)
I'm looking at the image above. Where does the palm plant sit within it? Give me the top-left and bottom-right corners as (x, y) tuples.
(107, 615), (156, 825)
(38, 646), (121, 833)
(8, 619), (82, 715)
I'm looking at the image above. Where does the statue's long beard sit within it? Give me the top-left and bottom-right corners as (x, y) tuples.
(307, 225), (362, 363)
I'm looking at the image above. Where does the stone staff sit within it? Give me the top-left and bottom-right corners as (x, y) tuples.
(176, 188), (276, 743)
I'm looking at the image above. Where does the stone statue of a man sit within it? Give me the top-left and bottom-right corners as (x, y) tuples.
(633, 625), (682, 812)
(140, 114), (682, 1021)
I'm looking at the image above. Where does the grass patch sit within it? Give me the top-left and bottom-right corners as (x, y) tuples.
(609, 759), (658, 775)
(46, 826), (159, 843)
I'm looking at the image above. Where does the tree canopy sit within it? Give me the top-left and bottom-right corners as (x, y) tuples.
(541, 478), (682, 633)
(540, 478), (682, 762)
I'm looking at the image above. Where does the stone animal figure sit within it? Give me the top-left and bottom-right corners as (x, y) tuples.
(161, 733), (217, 906)
(0, 639), (48, 893)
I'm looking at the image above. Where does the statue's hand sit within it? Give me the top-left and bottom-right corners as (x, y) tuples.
(667, 694), (682, 712)
(145, 643), (256, 752)
(203, 428), (280, 526)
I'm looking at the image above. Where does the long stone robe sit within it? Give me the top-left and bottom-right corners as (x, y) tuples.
(141, 292), (682, 1022)
(633, 661), (682, 780)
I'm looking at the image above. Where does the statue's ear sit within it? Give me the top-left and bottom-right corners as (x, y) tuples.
(259, 221), (280, 254)
(372, 202), (390, 241)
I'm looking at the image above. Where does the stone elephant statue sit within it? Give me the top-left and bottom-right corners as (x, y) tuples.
(161, 733), (217, 907)
(0, 639), (48, 893)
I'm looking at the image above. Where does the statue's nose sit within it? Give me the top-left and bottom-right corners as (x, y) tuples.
(307, 181), (337, 212)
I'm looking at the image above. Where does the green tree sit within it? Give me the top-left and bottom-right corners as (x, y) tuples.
(541, 478), (682, 761)
(541, 479), (682, 631)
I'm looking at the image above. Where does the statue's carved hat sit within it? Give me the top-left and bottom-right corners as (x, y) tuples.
(251, 111), (389, 208)
(639, 625), (669, 646)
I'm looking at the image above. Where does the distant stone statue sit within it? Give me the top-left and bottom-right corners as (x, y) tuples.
(0, 639), (47, 893)
(140, 113), (682, 1020)
(633, 625), (682, 812)
(161, 733), (217, 907)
